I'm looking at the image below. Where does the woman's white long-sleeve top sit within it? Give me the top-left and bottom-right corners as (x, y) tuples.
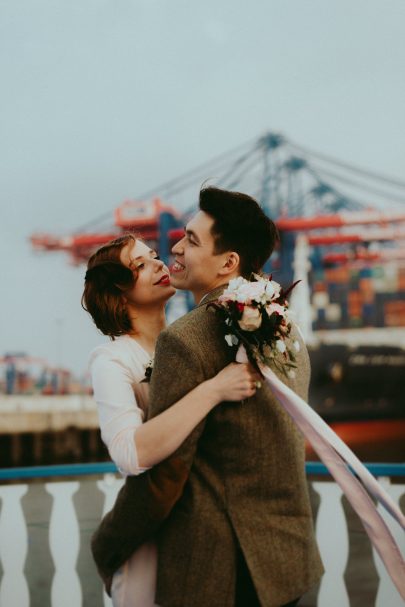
(89, 335), (152, 476)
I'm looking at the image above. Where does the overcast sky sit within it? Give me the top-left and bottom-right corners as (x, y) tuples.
(1, 0), (404, 377)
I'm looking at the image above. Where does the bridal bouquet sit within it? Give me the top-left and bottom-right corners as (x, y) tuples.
(209, 275), (300, 378)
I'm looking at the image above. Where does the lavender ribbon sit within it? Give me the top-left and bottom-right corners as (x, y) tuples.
(236, 346), (405, 600)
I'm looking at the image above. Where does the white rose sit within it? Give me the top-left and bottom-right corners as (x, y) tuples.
(225, 334), (238, 346)
(276, 339), (286, 353)
(219, 290), (236, 302)
(265, 281), (276, 299)
(236, 288), (249, 303)
(266, 302), (286, 317)
(219, 277), (247, 302)
(228, 276), (245, 291)
(236, 281), (266, 304)
(248, 281), (266, 303)
(238, 306), (262, 331)
(265, 280), (281, 300)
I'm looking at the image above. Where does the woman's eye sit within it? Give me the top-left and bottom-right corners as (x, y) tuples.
(136, 263), (145, 270)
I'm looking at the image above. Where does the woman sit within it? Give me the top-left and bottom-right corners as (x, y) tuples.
(82, 234), (258, 606)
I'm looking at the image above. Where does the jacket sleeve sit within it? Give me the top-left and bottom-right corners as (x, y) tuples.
(91, 328), (208, 582)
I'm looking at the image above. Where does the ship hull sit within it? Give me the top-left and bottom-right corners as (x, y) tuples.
(307, 334), (405, 461)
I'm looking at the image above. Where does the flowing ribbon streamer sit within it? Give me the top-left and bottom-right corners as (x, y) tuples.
(236, 346), (405, 601)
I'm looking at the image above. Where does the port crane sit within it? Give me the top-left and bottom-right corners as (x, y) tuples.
(30, 132), (405, 276)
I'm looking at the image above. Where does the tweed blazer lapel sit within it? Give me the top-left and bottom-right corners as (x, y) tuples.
(197, 284), (228, 308)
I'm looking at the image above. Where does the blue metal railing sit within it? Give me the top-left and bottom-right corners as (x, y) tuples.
(305, 461), (405, 477)
(0, 462), (117, 480)
(0, 461), (404, 481)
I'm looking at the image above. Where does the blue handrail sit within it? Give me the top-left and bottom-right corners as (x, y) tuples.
(0, 462), (118, 480)
(0, 461), (404, 481)
(305, 461), (405, 477)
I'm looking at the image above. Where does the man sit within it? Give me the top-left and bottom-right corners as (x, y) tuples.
(92, 186), (323, 606)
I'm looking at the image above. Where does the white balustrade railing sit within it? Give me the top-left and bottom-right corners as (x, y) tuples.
(0, 485), (29, 607)
(313, 482), (350, 607)
(372, 478), (405, 607)
(0, 464), (403, 607)
(97, 474), (125, 607)
(46, 482), (82, 607)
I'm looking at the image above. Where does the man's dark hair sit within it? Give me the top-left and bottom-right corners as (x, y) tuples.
(199, 186), (279, 277)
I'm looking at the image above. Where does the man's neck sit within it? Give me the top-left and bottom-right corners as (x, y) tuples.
(193, 276), (239, 304)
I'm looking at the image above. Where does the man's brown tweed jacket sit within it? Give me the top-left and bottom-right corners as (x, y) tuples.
(92, 287), (323, 607)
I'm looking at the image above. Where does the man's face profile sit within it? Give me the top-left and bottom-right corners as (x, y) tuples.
(170, 211), (225, 302)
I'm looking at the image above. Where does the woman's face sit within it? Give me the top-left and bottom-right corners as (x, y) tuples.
(120, 239), (176, 307)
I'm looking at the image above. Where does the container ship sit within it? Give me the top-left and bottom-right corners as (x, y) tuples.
(303, 260), (405, 461)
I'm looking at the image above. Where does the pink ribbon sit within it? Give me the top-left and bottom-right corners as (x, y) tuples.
(236, 346), (405, 600)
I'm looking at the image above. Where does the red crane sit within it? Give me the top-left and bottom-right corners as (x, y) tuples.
(31, 198), (180, 265)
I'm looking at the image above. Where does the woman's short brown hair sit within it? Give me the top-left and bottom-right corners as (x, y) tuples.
(81, 234), (138, 338)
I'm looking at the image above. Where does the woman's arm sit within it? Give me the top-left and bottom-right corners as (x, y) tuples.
(91, 348), (257, 475)
(135, 361), (256, 469)
(90, 348), (146, 475)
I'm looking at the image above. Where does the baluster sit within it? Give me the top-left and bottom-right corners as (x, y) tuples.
(96, 474), (125, 607)
(373, 477), (405, 607)
(313, 481), (350, 607)
(46, 482), (81, 607)
(97, 473), (124, 516)
(0, 484), (29, 607)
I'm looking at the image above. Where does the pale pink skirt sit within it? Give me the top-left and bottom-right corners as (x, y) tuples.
(111, 541), (159, 607)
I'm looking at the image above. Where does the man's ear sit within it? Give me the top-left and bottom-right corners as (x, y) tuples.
(218, 252), (240, 277)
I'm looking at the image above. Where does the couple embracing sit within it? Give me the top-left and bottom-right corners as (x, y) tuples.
(83, 186), (323, 607)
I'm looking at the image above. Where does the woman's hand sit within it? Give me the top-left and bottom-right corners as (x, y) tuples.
(209, 362), (261, 403)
